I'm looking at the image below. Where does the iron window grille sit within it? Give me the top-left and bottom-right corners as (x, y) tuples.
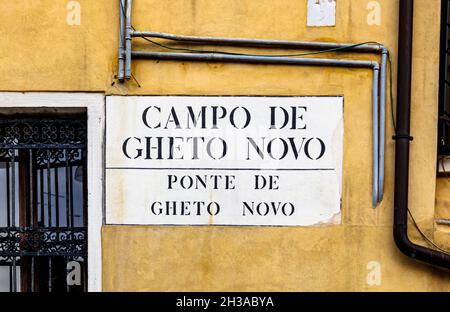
(439, 0), (450, 155)
(0, 114), (88, 292)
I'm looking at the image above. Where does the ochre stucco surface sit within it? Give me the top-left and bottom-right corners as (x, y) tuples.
(0, 0), (448, 291)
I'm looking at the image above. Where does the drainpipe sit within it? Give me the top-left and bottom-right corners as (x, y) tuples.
(394, 0), (450, 269)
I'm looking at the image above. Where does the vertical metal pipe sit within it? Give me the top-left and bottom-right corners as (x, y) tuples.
(372, 65), (380, 208)
(118, 0), (125, 81)
(378, 50), (388, 202)
(394, 0), (414, 251)
(125, 0), (133, 79)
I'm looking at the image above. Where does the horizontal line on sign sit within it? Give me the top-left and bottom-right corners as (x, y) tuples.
(105, 167), (335, 171)
(103, 223), (328, 228)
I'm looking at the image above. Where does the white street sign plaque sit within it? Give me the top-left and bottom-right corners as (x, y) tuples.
(105, 96), (343, 226)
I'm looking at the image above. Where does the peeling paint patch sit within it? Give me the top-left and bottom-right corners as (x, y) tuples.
(307, 0), (336, 27)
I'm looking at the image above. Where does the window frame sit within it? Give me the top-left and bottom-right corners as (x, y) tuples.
(0, 93), (104, 292)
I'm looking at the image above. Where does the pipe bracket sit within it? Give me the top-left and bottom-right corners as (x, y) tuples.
(392, 134), (414, 141)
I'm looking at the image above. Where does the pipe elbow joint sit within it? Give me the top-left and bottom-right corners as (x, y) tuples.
(372, 61), (380, 71)
(393, 222), (450, 269)
(393, 224), (416, 257)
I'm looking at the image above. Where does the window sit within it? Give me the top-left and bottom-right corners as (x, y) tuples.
(439, 0), (450, 155)
(0, 112), (88, 292)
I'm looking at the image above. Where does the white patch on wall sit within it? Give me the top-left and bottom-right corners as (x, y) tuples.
(307, 0), (336, 27)
(366, 261), (382, 286)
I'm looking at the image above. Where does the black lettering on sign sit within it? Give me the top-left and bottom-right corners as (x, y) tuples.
(150, 201), (221, 216)
(242, 202), (295, 216)
(246, 137), (326, 160)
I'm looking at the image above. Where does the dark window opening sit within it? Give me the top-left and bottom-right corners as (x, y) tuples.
(0, 111), (87, 292)
(439, 0), (450, 155)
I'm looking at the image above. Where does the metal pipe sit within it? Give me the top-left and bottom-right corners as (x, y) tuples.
(131, 51), (378, 68)
(131, 31), (385, 53)
(436, 219), (450, 226)
(133, 51), (381, 207)
(123, 2), (390, 206)
(372, 65), (380, 207)
(123, 2), (389, 206)
(124, 0), (133, 79)
(378, 49), (388, 203)
(118, 0), (125, 81)
(394, 0), (450, 269)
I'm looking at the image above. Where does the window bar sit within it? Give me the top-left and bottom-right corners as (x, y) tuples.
(6, 159), (11, 292)
(9, 263), (12, 293)
(29, 150), (35, 292)
(39, 166), (44, 226)
(31, 150), (38, 227)
(82, 149), (88, 292)
(48, 257), (52, 292)
(31, 256), (35, 293)
(11, 152), (15, 228)
(47, 150), (52, 227)
(83, 258), (87, 292)
(82, 149), (88, 226)
(19, 150), (30, 291)
(69, 155), (74, 227)
(28, 150), (33, 228)
(11, 150), (17, 292)
(6, 159), (10, 227)
(55, 164), (60, 228)
(65, 149), (70, 227)
(66, 256), (69, 292)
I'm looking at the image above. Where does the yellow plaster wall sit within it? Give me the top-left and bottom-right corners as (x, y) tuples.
(0, 0), (449, 291)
